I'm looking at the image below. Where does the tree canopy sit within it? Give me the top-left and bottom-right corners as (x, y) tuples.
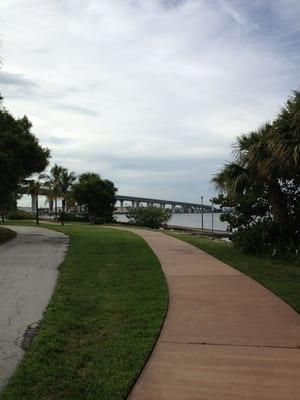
(0, 105), (50, 216)
(213, 91), (300, 257)
(72, 172), (117, 224)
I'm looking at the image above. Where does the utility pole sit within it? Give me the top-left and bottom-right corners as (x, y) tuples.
(201, 196), (204, 230)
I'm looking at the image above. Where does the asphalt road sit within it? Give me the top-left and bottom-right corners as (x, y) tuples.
(0, 226), (68, 390)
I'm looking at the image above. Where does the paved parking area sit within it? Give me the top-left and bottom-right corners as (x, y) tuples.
(0, 226), (68, 390)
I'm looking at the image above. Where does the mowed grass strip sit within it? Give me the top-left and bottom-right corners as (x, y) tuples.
(0, 227), (16, 245)
(0, 225), (168, 400)
(167, 232), (300, 314)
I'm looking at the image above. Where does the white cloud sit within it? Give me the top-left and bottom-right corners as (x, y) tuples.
(0, 0), (299, 203)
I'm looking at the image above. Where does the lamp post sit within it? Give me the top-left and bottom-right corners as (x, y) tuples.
(211, 199), (214, 233)
(201, 196), (204, 230)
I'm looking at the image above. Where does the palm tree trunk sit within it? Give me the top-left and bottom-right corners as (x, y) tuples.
(268, 182), (289, 225)
(268, 182), (292, 247)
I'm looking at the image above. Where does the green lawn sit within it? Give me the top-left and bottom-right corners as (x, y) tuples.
(0, 227), (16, 245)
(167, 232), (300, 314)
(0, 223), (168, 400)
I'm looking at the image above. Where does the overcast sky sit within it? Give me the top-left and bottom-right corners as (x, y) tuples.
(1, 0), (300, 204)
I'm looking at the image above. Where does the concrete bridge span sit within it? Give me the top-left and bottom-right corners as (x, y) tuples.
(115, 195), (210, 213)
(26, 193), (211, 214)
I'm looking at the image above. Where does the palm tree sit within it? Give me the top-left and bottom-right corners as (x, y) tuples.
(271, 90), (300, 179)
(43, 164), (64, 220)
(213, 124), (289, 226)
(25, 174), (47, 225)
(59, 169), (76, 225)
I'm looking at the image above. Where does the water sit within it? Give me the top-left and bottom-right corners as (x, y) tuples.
(116, 212), (229, 231)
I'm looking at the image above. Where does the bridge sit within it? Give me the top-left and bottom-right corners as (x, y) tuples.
(26, 192), (211, 214)
(115, 195), (211, 213)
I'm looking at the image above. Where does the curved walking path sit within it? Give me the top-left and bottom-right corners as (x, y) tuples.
(120, 228), (300, 400)
(0, 226), (68, 390)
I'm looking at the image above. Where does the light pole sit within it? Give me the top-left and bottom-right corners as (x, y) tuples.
(211, 199), (214, 233)
(201, 196), (204, 230)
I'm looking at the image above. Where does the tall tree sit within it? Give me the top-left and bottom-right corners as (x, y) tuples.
(59, 169), (76, 225)
(43, 164), (64, 219)
(212, 92), (300, 256)
(0, 106), (50, 216)
(24, 174), (47, 225)
(72, 172), (117, 224)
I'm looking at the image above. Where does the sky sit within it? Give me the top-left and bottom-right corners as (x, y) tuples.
(1, 0), (300, 205)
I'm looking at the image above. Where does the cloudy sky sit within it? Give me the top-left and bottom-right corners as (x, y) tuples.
(1, 0), (300, 204)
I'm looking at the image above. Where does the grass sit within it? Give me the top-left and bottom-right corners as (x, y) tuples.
(167, 232), (300, 314)
(0, 227), (16, 245)
(0, 223), (168, 400)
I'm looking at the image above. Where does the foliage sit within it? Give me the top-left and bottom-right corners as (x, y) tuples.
(43, 164), (64, 218)
(7, 209), (33, 220)
(57, 212), (89, 222)
(213, 91), (300, 257)
(127, 206), (171, 229)
(72, 173), (117, 224)
(230, 219), (283, 256)
(58, 168), (76, 225)
(0, 106), (50, 210)
(0, 191), (15, 222)
(22, 174), (48, 225)
(0, 224), (167, 400)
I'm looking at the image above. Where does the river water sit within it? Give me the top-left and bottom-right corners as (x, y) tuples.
(116, 212), (229, 231)
(18, 195), (228, 231)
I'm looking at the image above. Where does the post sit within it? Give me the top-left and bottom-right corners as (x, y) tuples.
(211, 199), (214, 233)
(35, 195), (39, 226)
(201, 196), (204, 230)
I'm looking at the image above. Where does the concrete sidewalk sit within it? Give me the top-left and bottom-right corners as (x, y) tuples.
(0, 226), (68, 390)
(124, 229), (300, 400)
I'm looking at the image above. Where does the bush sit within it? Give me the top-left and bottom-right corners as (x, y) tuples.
(7, 209), (33, 220)
(127, 207), (171, 229)
(57, 213), (89, 222)
(232, 219), (297, 258)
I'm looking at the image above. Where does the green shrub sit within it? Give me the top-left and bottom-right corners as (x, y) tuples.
(7, 209), (33, 220)
(127, 207), (171, 229)
(57, 212), (89, 222)
(232, 219), (298, 259)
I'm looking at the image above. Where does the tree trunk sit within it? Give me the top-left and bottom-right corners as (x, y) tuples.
(268, 181), (292, 247)
(268, 182), (289, 225)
